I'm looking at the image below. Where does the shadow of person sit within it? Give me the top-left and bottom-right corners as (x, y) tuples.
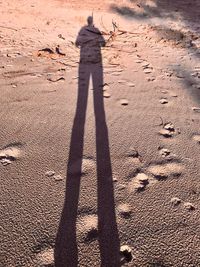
(55, 16), (120, 267)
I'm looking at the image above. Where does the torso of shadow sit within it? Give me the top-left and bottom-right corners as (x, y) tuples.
(75, 24), (105, 64)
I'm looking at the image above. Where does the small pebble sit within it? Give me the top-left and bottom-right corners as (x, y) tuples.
(160, 98), (168, 104)
(113, 177), (118, 182)
(120, 99), (129, 106)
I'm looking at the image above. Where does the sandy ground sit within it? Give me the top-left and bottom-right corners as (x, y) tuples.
(0, 0), (200, 266)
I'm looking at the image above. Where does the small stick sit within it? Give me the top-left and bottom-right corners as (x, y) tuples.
(112, 20), (118, 32)
(100, 16), (109, 33)
(159, 117), (164, 126)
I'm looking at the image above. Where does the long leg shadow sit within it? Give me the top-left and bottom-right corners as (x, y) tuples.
(93, 62), (120, 267)
(55, 17), (120, 267)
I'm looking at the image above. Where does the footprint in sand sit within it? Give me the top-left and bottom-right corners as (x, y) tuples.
(117, 203), (132, 218)
(148, 162), (184, 180)
(36, 248), (54, 267)
(126, 148), (142, 169)
(68, 157), (95, 175)
(128, 173), (150, 193)
(125, 148), (143, 176)
(0, 143), (22, 166)
(82, 158), (95, 174)
(193, 135), (200, 144)
(45, 171), (64, 181)
(77, 215), (98, 242)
